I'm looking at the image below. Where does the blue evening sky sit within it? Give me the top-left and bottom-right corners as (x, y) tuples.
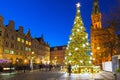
(0, 0), (118, 47)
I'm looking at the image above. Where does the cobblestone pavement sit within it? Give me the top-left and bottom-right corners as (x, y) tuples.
(57, 71), (115, 80)
(0, 70), (63, 80)
(0, 70), (115, 80)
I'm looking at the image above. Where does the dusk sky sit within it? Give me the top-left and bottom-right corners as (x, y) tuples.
(0, 0), (118, 47)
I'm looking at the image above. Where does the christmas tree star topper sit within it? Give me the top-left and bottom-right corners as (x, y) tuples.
(76, 2), (80, 8)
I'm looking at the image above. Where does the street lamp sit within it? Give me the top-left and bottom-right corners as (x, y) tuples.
(15, 58), (19, 70)
(24, 59), (27, 64)
(93, 58), (95, 61)
(97, 46), (100, 50)
(16, 59), (19, 62)
(30, 51), (35, 71)
(24, 59), (27, 73)
(96, 46), (101, 66)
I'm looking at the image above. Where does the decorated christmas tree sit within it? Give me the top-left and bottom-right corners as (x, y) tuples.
(64, 2), (92, 73)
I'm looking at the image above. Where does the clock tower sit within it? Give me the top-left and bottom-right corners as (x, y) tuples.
(91, 0), (103, 66)
(91, 0), (102, 29)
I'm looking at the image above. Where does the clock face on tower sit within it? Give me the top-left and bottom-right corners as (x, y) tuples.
(95, 16), (99, 22)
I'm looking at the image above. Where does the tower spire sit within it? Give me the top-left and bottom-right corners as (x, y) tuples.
(91, 0), (102, 29)
(92, 0), (100, 14)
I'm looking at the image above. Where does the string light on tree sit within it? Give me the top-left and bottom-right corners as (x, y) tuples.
(89, 61), (92, 64)
(82, 44), (86, 47)
(68, 53), (72, 56)
(75, 47), (78, 51)
(65, 57), (67, 60)
(69, 37), (72, 40)
(77, 29), (80, 32)
(76, 16), (79, 19)
(74, 22), (76, 24)
(80, 60), (83, 63)
(90, 57), (92, 60)
(80, 26), (83, 29)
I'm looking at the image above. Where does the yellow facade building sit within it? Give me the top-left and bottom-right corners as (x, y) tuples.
(0, 16), (50, 67)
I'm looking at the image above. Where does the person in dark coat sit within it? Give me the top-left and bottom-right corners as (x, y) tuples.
(23, 65), (26, 73)
(67, 64), (72, 76)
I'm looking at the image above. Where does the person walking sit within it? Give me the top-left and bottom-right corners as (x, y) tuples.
(68, 64), (72, 76)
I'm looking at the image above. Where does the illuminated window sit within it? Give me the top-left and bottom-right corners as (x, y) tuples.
(10, 50), (14, 54)
(25, 47), (29, 51)
(22, 39), (24, 43)
(4, 49), (9, 54)
(17, 37), (20, 42)
(29, 42), (31, 45)
(26, 41), (28, 44)
(29, 48), (31, 51)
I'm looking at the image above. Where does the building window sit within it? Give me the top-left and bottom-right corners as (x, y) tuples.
(26, 41), (28, 45)
(0, 31), (2, 36)
(29, 48), (31, 51)
(25, 47), (31, 51)
(22, 39), (24, 43)
(25, 47), (29, 51)
(17, 37), (20, 42)
(5, 41), (9, 47)
(54, 47), (57, 50)
(11, 43), (14, 48)
(4, 49), (9, 54)
(29, 42), (31, 45)
(10, 50), (14, 54)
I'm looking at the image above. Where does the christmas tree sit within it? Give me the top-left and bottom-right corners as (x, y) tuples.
(65, 2), (91, 73)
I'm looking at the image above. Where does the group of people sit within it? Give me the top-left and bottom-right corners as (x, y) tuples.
(22, 63), (72, 76)
(39, 64), (61, 71)
(39, 63), (72, 76)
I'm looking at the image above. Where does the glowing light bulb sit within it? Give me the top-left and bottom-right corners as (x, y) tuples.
(77, 29), (80, 32)
(83, 44), (85, 47)
(68, 53), (72, 56)
(75, 47), (78, 50)
(69, 37), (72, 40)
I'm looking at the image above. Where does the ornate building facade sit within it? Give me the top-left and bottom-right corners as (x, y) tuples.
(0, 16), (50, 66)
(36, 36), (50, 64)
(91, 0), (118, 66)
(50, 45), (66, 65)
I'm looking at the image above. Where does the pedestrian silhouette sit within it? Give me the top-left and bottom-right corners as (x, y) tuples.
(68, 64), (72, 76)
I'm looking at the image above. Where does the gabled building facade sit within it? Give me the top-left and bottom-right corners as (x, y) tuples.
(0, 16), (50, 67)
